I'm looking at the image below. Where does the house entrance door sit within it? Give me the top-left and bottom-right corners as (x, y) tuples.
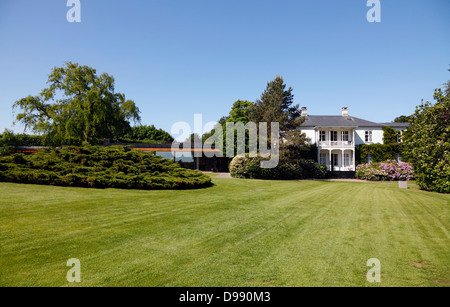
(331, 153), (340, 171)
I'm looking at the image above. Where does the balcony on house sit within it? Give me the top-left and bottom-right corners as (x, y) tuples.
(319, 140), (354, 147)
(317, 129), (355, 148)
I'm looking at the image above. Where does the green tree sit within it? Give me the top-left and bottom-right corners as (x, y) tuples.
(249, 76), (308, 159)
(13, 62), (141, 145)
(124, 125), (174, 142)
(382, 126), (399, 144)
(443, 81), (450, 97)
(202, 102), (254, 156)
(228, 100), (253, 124)
(405, 88), (450, 193)
(444, 65), (450, 96)
(185, 133), (203, 143)
(249, 76), (302, 131)
(394, 115), (413, 123)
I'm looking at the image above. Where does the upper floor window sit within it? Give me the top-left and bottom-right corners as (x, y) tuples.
(396, 131), (402, 143)
(365, 131), (373, 143)
(330, 131), (338, 142)
(319, 131), (326, 142)
(342, 131), (349, 142)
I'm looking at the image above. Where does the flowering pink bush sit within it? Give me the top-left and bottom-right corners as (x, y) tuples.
(356, 160), (414, 181)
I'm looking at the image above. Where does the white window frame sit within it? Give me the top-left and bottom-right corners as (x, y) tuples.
(342, 131), (349, 142)
(365, 131), (373, 143)
(319, 131), (326, 142)
(344, 153), (351, 167)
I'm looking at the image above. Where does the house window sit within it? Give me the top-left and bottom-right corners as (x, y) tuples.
(344, 154), (352, 167)
(365, 131), (373, 143)
(342, 131), (349, 142)
(330, 131), (338, 142)
(320, 153), (327, 165)
(319, 131), (326, 142)
(396, 131), (402, 143)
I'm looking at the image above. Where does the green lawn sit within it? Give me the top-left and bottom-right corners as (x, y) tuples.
(0, 177), (449, 287)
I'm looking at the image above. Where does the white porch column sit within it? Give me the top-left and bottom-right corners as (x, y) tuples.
(329, 149), (332, 171)
(316, 128), (320, 164)
(352, 129), (356, 171)
(341, 149), (344, 172)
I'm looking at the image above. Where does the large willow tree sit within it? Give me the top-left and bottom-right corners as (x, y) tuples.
(13, 62), (141, 144)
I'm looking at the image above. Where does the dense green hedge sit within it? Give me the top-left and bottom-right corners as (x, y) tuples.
(0, 146), (212, 190)
(0, 130), (93, 147)
(0, 131), (45, 147)
(356, 143), (406, 165)
(230, 155), (327, 180)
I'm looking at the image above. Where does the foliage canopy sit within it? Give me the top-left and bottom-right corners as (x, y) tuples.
(405, 88), (450, 193)
(13, 62), (141, 145)
(123, 125), (174, 143)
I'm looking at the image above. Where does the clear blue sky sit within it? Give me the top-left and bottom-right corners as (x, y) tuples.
(0, 0), (449, 135)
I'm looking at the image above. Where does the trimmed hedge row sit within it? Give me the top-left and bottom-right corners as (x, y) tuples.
(230, 155), (327, 180)
(0, 130), (87, 147)
(0, 146), (212, 190)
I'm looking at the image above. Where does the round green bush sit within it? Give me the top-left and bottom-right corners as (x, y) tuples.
(230, 155), (327, 180)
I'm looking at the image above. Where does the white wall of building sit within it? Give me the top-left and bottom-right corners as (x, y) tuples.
(355, 127), (384, 145)
(302, 127), (408, 146)
(302, 128), (317, 144)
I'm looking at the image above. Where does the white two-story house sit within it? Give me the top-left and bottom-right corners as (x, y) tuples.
(299, 107), (409, 172)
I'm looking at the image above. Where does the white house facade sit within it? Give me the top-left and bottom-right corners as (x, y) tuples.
(299, 107), (409, 172)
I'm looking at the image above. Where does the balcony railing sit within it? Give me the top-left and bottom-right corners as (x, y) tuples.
(319, 141), (354, 147)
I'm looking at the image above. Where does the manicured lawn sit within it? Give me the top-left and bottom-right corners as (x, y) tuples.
(0, 177), (449, 287)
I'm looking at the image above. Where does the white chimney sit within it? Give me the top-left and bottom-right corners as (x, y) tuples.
(301, 107), (308, 117)
(342, 107), (349, 117)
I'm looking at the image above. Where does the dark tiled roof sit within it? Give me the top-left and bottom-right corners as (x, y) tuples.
(300, 116), (410, 128)
(300, 116), (379, 127)
(379, 122), (411, 128)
